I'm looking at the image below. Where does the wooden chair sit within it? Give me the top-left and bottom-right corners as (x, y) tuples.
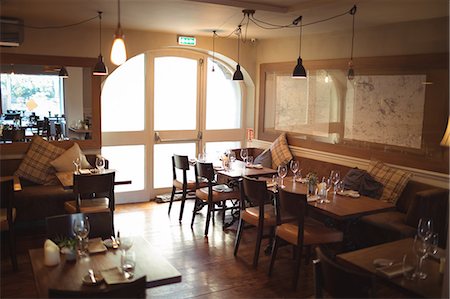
(234, 176), (294, 267)
(46, 212), (114, 241)
(0, 178), (18, 270)
(314, 247), (376, 298)
(269, 188), (343, 289)
(168, 155), (197, 222)
(48, 275), (146, 298)
(191, 162), (240, 236)
(64, 171), (115, 234)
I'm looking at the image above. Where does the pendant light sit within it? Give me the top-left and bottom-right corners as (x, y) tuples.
(232, 26), (243, 81)
(347, 5), (357, 80)
(111, 0), (127, 66)
(292, 16), (306, 78)
(211, 30), (216, 72)
(93, 11), (108, 76)
(59, 66), (69, 78)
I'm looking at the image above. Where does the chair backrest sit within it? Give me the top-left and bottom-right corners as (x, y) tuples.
(313, 247), (375, 298)
(276, 188), (308, 243)
(241, 176), (271, 208)
(46, 212), (114, 241)
(195, 162), (215, 185)
(0, 178), (14, 228)
(48, 275), (146, 298)
(172, 155), (190, 182)
(73, 171), (115, 208)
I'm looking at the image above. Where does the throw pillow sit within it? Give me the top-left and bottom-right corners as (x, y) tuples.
(270, 133), (293, 169)
(14, 136), (66, 185)
(254, 148), (272, 168)
(367, 160), (412, 204)
(50, 143), (91, 172)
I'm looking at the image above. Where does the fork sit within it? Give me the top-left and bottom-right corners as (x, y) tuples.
(88, 269), (96, 284)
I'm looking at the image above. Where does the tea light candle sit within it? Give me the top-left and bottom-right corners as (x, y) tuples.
(44, 239), (61, 266)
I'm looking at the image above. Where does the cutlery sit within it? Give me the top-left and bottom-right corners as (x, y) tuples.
(88, 269), (96, 284)
(110, 236), (119, 249)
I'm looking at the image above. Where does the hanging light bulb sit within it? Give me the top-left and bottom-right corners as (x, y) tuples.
(292, 16), (306, 78)
(93, 11), (108, 76)
(111, 0), (127, 65)
(10, 64), (15, 75)
(232, 26), (243, 81)
(347, 5), (357, 80)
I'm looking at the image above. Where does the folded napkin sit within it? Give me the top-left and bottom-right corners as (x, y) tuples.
(266, 181), (277, 188)
(376, 263), (411, 278)
(78, 169), (91, 175)
(212, 184), (233, 193)
(246, 164), (263, 169)
(88, 237), (107, 254)
(307, 195), (319, 202)
(101, 267), (131, 285)
(337, 190), (360, 198)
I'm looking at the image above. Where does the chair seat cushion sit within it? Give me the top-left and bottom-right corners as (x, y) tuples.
(360, 211), (416, 238)
(242, 204), (277, 226)
(173, 179), (196, 190)
(196, 186), (240, 202)
(64, 198), (110, 214)
(0, 208), (16, 231)
(276, 218), (343, 246)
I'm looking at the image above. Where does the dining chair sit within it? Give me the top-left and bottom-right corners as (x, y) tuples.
(313, 247), (376, 298)
(268, 188), (343, 289)
(0, 178), (18, 270)
(48, 275), (146, 298)
(191, 161), (240, 236)
(46, 212), (114, 241)
(168, 154), (198, 222)
(64, 171), (115, 234)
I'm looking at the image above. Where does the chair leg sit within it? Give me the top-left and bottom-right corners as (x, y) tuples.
(221, 201), (227, 228)
(204, 202), (213, 236)
(292, 245), (303, 290)
(234, 218), (245, 256)
(178, 186), (187, 222)
(253, 224), (264, 268)
(268, 236), (279, 276)
(191, 199), (199, 228)
(168, 186), (176, 215)
(9, 229), (18, 271)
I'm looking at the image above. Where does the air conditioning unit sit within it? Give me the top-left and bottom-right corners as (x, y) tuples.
(0, 17), (24, 47)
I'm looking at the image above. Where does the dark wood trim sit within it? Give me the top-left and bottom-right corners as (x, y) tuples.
(258, 53), (449, 174)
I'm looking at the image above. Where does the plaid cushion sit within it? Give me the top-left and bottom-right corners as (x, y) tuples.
(367, 160), (412, 204)
(270, 133), (293, 169)
(15, 136), (65, 185)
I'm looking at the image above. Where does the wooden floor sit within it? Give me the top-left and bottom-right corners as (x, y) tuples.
(1, 200), (406, 298)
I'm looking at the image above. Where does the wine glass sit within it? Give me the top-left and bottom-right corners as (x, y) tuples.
(428, 233), (439, 256)
(72, 157), (81, 174)
(417, 218), (433, 240)
(229, 151), (236, 170)
(277, 163), (288, 188)
(240, 148), (248, 164)
(413, 235), (429, 279)
(290, 160), (299, 181)
(73, 216), (90, 256)
(332, 171), (340, 194)
(95, 156), (105, 172)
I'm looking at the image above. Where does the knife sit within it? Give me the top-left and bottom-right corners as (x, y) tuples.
(88, 269), (96, 284)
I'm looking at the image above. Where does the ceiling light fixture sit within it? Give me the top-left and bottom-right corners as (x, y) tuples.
(292, 16), (306, 78)
(347, 5), (357, 80)
(93, 11), (108, 76)
(232, 26), (243, 81)
(59, 66), (69, 78)
(211, 31), (216, 72)
(111, 0), (127, 66)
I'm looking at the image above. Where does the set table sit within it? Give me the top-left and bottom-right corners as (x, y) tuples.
(55, 169), (132, 189)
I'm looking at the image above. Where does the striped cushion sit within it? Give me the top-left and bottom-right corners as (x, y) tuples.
(367, 160), (412, 204)
(270, 133), (293, 169)
(15, 136), (65, 185)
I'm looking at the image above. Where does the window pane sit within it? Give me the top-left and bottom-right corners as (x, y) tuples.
(101, 145), (145, 192)
(205, 141), (240, 160)
(206, 58), (241, 130)
(102, 54), (145, 132)
(154, 57), (197, 131)
(153, 143), (196, 188)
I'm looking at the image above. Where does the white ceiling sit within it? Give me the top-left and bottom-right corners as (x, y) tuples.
(1, 0), (448, 39)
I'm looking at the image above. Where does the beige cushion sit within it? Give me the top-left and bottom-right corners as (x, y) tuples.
(50, 143), (91, 172)
(14, 136), (65, 185)
(367, 160), (412, 204)
(270, 133), (293, 169)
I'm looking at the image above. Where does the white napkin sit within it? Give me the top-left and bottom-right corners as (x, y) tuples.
(44, 239), (61, 266)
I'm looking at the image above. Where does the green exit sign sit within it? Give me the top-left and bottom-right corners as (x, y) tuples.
(177, 36), (196, 46)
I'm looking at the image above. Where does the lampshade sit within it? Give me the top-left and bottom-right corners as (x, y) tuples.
(111, 0), (127, 66)
(233, 64), (243, 81)
(440, 117), (450, 147)
(93, 55), (108, 76)
(292, 57), (307, 78)
(59, 66), (69, 78)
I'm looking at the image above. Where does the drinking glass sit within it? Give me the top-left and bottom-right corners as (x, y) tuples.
(332, 171), (340, 194)
(417, 218), (433, 240)
(229, 151), (236, 170)
(428, 233), (439, 256)
(413, 235), (429, 279)
(240, 148), (248, 164)
(277, 163), (288, 188)
(246, 155), (254, 166)
(290, 160), (299, 180)
(402, 252), (416, 280)
(73, 157), (81, 174)
(73, 216), (90, 256)
(121, 250), (136, 279)
(119, 236), (134, 252)
(95, 156), (106, 172)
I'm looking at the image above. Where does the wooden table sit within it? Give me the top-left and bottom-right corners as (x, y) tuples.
(0, 175), (22, 191)
(216, 160), (277, 179)
(29, 236), (182, 297)
(56, 169), (132, 189)
(337, 238), (444, 298)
